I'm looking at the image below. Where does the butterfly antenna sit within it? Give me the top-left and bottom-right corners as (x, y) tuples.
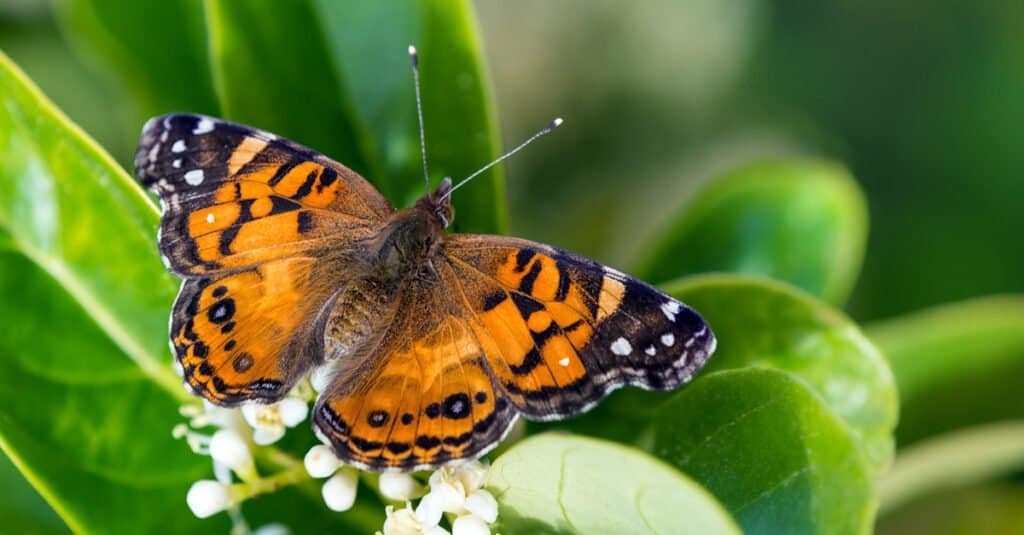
(440, 117), (564, 202)
(409, 45), (430, 195)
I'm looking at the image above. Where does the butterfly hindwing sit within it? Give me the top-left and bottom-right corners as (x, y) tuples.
(136, 114), (393, 276)
(440, 235), (716, 420)
(313, 298), (518, 471)
(171, 256), (346, 405)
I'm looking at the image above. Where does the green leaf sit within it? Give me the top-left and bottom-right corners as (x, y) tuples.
(57, 0), (219, 117)
(636, 160), (867, 304)
(312, 0), (506, 233)
(0, 453), (67, 534)
(559, 274), (896, 472)
(0, 51), (378, 532)
(204, 0), (381, 192)
(0, 252), (224, 533)
(878, 420), (1024, 515)
(665, 274), (897, 472)
(652, 369), (875, 535)
(866, 295), (1024, 445)
(0, 50), (183, 396)
(487, 434), (740, 535)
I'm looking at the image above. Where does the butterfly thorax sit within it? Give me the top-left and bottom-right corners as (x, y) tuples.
(322, 180), (453, 361)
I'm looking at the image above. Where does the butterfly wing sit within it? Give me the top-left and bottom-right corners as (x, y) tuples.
(439, 235), (716, 420)
(312, 284), (519, 471)
(312, 234), (714, 471)
(136, 113), (393, 276)
(137, 114), (391, 405)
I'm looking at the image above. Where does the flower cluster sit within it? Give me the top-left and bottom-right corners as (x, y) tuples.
(175, 396), (312, 533)
(176, 383), (501, 534)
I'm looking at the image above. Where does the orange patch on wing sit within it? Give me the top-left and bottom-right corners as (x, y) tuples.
(596, 275), (626, 321)
(228, 137), (269, 175)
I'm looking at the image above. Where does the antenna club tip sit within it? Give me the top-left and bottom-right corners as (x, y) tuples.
(408, 45), (417, 56)
(553, 117), (564, 128)
(408, 45), (419, 67)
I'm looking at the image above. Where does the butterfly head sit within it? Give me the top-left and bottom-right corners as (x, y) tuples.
(417, 176), (455, 229)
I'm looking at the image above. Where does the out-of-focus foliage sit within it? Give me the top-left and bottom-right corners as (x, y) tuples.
(0, 0), (1020, 533)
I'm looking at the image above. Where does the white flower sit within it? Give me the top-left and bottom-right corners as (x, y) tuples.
(186, 480), (232, 518)
(381, 504), (449, 535)
(380, 472), (424, 501)
(429, 460), (488, 495)
(451, 514), (489, 535)
(304, 445), (342, 478)
(414, 492), (444, 527)
(430, 481), (467, 514)
(463, 490), (498, 523)
(241, 398), (309, 445)
(209, 428), (252, 473)
(322, 469), (359, 512)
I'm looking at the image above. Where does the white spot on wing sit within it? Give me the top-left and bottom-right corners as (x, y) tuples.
(172, 159), (182, 169)
(558, 357), (570, 367)
(611, 337), (632, 356)
(205, 213), (215, 223)
(184, 169), (205, 185)
(193, 118), (215, 134)
(661, 333), (675, 347)
(171, 139), (186, 153)
(645, 345), (656, 356)
(148, 143), (160, 163)
(661, 300), (680, 321)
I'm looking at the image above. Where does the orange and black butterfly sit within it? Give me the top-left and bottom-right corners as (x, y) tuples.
(135, 108), (715, 472)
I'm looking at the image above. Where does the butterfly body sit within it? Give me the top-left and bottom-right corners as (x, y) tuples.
(136, 113), (716, 471)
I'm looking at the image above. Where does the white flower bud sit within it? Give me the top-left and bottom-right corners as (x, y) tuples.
(452, 514), (490, 535)
(304, 445), (341, 478)
(379, 472), (423, 501)
(209, 428), (252, 471)
(278, 398), (309, 427)
(463, 489), (498, 523)
(431, 481), (467, 514)
(186, 480), (231, 518)
(322, 470), (358, 512)
(414, 492), (444, 527)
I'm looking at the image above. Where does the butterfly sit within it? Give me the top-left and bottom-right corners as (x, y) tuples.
(135, 112), (716, 472)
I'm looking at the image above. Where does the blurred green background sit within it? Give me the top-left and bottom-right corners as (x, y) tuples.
(1, 0), (1021, 532)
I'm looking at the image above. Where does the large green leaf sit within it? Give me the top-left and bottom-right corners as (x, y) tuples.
(652, 369), (875, 535)
(666, 275), (897, 471)
(560, 274), (896, 472)
(0, 51), (378, 533)
(488, 434), (740, 535)
(0, 253), (223, 533)
(312, 0), (506, 232)
(0, 450), (67, 534)
(866, 295), (1024, 444)
(636, 160), (867, 304)
(57, 0), (218, 117)
(0, 50), (182, 395)
(204, 0), (381, 190)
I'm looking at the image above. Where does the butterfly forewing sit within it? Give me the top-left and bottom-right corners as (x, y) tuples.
(439, 235), (716, 420)
(135, 114), (393, 276)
